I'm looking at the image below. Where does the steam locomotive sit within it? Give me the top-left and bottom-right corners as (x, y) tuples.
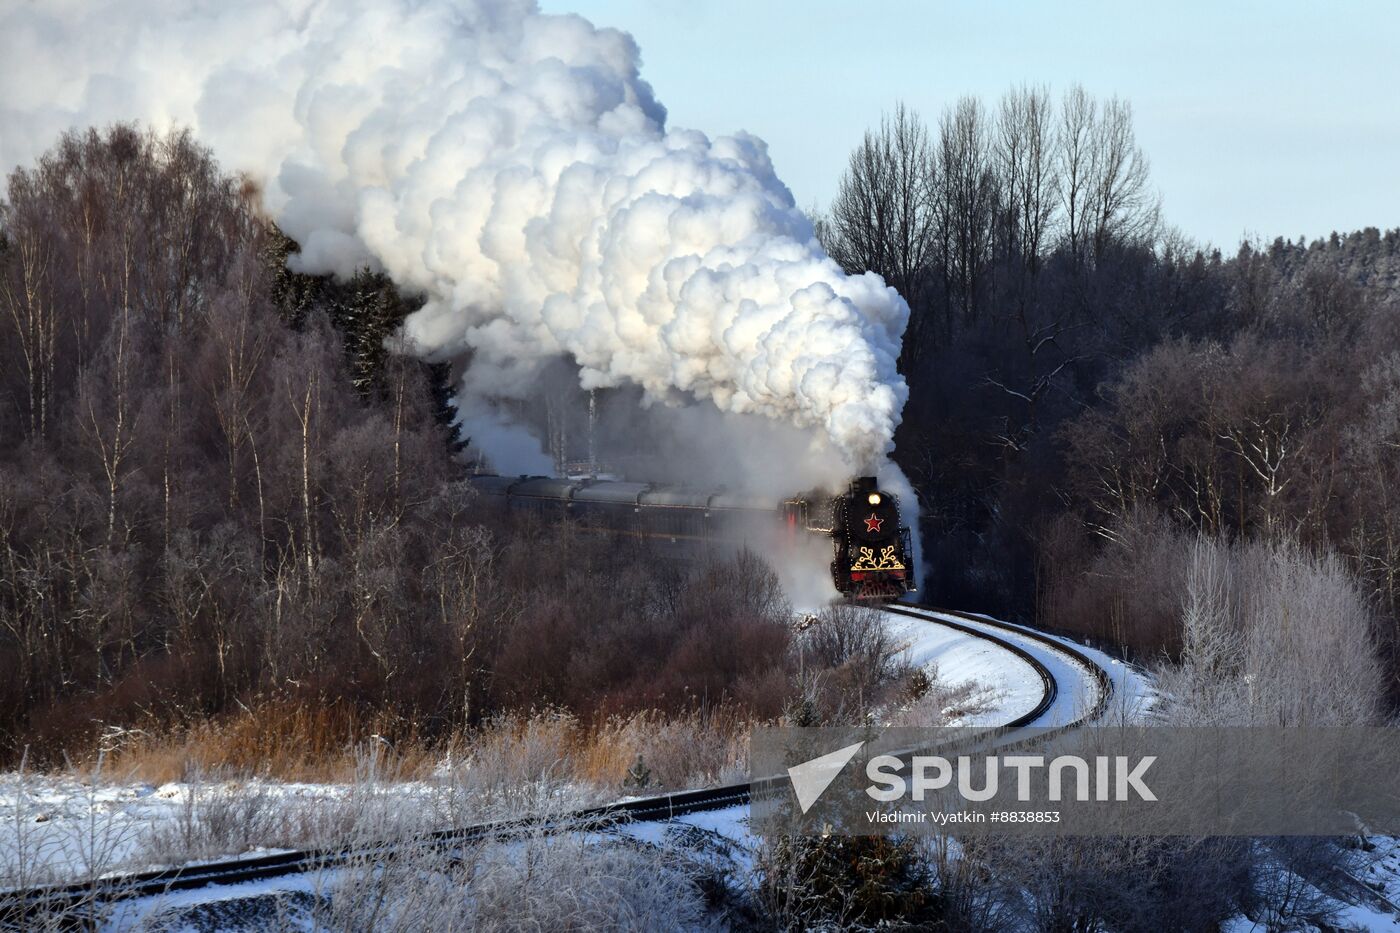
(828, 476), (915, 600)
(465, 472), (915, 600)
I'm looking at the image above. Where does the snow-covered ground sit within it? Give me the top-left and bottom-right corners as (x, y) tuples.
(0, 758), (757, 893)
(0, 768), (564, 888)
(1339, 836), (1400, 930)
(1219, 835), (1400, 931)
(102, 871), (326, 932)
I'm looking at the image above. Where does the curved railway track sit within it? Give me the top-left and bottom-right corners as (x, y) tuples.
(0, 605), (1115, 926)
(887, 605), (1114, 725)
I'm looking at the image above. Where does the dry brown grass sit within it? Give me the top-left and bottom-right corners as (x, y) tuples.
(443, 706), (751, 794)
(91, 699), (437, 784)
(80, 700), (754, 791)
(573, 707), (751, 789)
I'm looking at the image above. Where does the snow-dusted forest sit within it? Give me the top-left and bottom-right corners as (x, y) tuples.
(1, 4), (1399, 927)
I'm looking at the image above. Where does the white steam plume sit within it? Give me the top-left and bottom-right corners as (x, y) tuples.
(0, 0), (908, 468)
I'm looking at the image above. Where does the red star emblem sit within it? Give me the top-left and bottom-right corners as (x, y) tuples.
(864, 513), (884, 533)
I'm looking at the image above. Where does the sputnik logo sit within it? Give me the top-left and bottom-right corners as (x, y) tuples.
(787, 741), (865, 814)
(864, 514), (884, 533)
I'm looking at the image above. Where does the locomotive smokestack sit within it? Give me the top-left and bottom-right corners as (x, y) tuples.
(851, 475), (882, 506)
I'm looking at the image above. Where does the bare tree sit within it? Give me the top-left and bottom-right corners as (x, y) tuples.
(1087, 96), (1157, 260)
(1058, 85), (1157, 266)
(827, 103), (937, 358)
(1058, 84), (1097, 265)
(1169, 535), (1246, 722)
(0, 175), (58, 440)
(936, 96), (997, 326)
(995, 84), (1059, 274)
(203, 288), (270, 520)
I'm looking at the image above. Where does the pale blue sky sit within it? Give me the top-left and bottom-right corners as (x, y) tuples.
(542, 0), (1400, 250)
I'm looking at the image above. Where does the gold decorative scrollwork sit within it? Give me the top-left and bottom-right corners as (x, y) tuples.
(851, 545), (905, 571)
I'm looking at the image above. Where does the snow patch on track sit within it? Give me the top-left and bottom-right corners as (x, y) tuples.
(948, 610), (1159, 723)
(878, 608), (1047, 726)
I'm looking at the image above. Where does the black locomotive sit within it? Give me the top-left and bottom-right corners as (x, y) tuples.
(829, 476), (915, 600)
(465, 472), (915, 601)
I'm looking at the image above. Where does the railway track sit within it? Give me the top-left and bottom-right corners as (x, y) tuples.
(0, 605), (1114, 926)
(886, 605), (1114, 725)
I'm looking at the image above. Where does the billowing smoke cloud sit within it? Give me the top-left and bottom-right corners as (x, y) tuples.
(0, 0), (908, 469)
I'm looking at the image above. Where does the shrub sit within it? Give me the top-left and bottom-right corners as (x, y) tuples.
(755, 834), (939, 929)
(1158, 535), (1385, 726)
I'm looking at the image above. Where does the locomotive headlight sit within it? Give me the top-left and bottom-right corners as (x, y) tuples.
(867, 492), (882, 506)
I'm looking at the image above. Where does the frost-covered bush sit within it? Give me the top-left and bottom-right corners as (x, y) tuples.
(1159, 536), (1385, 726)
